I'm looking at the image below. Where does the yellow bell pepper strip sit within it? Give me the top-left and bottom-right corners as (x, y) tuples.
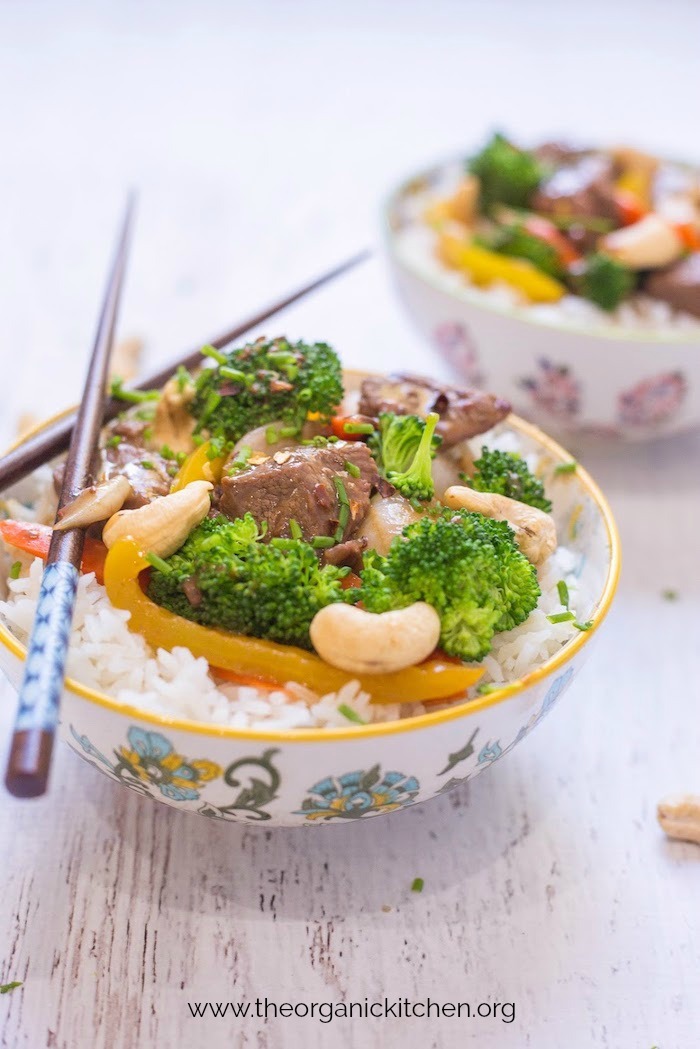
(437, 232), (565, 303)
(170, 441), (224, 492)
(104, 539), (484, 704)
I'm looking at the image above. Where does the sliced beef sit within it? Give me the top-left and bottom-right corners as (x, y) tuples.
(533, 154), (619, 224)
(106, 417), (151, 446)
(533, 141), (590, 168)
(217, 441), (380, 542)
(100, 443), (173, 509)
(322, 536), (368, 573)
(644, 252), (700, 318)
(358, 374), (510, 447)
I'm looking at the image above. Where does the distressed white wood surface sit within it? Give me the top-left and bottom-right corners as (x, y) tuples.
(1, 3), (700, 1047)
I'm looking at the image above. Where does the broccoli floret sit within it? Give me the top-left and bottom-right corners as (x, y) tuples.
(479, 224), (563, 278)
(468, 447), (552, 512)
(570, 253), (636, 311)
(360, 509), (540, 661)
(147, 514), (351, 649)
(468, 133), (545, 213)
(369, 413), (425, 474)
(382, 412), (440, 501)
(190, 336), (343, 443)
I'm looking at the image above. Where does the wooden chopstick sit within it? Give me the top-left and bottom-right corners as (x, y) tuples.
(5, 197), (136, 798)
(0, 249), (371, 492)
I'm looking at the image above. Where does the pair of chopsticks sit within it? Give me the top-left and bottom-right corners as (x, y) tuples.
(2, 201), (370, 798)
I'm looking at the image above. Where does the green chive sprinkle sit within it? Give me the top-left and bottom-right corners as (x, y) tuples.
(476, 682), (500, 695)
(0, 982), (22, 995)
(200, 344), (228, 365)
(159, 444), (176, 460)
(312, 536), (336, 549)
(344, 460), (361, 478)
(338, 703), (366, 725)
(140, 460), (155, 470)
(265, 426), (278, 445)
(333, 476), (349, 504)
(557, 580), (570, 608)
(554, 460), (578, 475)
(106, 434), (122, 448)
(9, 561), (21, 580)
(662, 589), (678, 601)
(279, 426), (299, 438)
(289, 519), (302, 540)
(574, 620), (593, 632)
(547, 611), (576, 624)
(342, 421), (374, 435)
(145, 552), (172, 574)
(109, 377), (160, 404)
(176, 365), (192, 392)
(143, 428), (153, 442)
(219, 365), (247, 383)
(411, 877), (424, 893)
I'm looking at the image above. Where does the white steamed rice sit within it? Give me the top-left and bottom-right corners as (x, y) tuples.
(0, 435), (583, 730)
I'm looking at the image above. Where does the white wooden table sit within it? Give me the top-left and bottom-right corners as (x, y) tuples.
(1, 3), (699, 1046)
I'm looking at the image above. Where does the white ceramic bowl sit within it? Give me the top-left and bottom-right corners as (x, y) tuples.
(385, 159), (700, 442)
(0, 402), (619, 825)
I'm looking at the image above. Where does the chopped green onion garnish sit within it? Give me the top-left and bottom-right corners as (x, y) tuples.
(9, 561), (21, 579)
(547, 611), (576, 624)
(109, 377), (160, 404)
(145, 552), (172, 574)
(554, 460), (578, 475)
(219, 365), (247, 383)
(176, 451), (188, 466)
(200, 344), (228, 365)
(198, 390), (222, 427)
(143, 428), (153, 442)
(176, 365), (192, 392)
(338, 703), (366, 725)
(662, 589), (678, 601)
(342, 421), (374, 435)
(106, 434), (122, 448)
(476, 682), (500, 695)
(574, 620), (593, 632)
(159, 444), (175, 460)
(557, 580), (570, 608)
(411, 877), (424, 893)
(344, 460), (361, 478)
(140, 460), (155, 470)
(0, 982), (22, 995)
(265, 426), (278, 445)
(289, 519), (302, 540)
(338, 503), (350, 529)
(333, 476), (349, 505)
(134, 406), (156, 421)
(312, 536), (336, 549)
(279, 426), (299, 438)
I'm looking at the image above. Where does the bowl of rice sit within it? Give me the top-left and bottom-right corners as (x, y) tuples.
(385, 135), (700, 442)
(0, 367), (619, 826)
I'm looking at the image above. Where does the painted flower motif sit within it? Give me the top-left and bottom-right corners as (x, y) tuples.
(117, 727), (221, 801)
(538, 667), (574, 722)
(617, 371), (687, 427)
(519, 358), (581, 419)
(297, 765), (420, 821)
(433, 322), (484, 386)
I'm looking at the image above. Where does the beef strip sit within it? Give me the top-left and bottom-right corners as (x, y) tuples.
(100, 443), (173, 509)
(532, 154), (619, 224)
(358, 374), (510, 447)
(643, 252), (700, 318)
(216, 441), (380, 542)
(322, 536), (368, 573)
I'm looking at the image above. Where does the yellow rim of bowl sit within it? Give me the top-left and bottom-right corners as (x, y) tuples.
(383, 154), (700, 346)
(0, 399), (621, 744)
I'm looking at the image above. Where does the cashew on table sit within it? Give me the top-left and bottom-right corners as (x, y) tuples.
(657, 795), (700, 846)
(310, 602), (441, 674)
(442, 486), (557, 566)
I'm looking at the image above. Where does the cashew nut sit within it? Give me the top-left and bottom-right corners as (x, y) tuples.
(54, 475), (132, 531)
(601, 213), (683, 270)
(657, 794), (700, 846)
(103, 480), (212, 558)
(443, 485), (557, 566)
(357, 493), (425, 556)
(310, 601), (441, 674)
(151, 376), (197, 455)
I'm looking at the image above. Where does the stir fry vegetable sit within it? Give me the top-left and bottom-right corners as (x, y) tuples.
(467, 448), (552, 513)
(104, 538), (484, 703)
(425, 131), (700, 315)
(0, 520), (108, 583)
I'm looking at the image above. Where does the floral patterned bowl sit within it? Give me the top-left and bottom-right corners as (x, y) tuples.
(385, 159), (700, 442)
(0, 409), (619, 825)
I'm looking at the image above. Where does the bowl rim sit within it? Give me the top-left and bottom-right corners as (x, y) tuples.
(0, 399), (621, 744)
(383, 153), (700, 346)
